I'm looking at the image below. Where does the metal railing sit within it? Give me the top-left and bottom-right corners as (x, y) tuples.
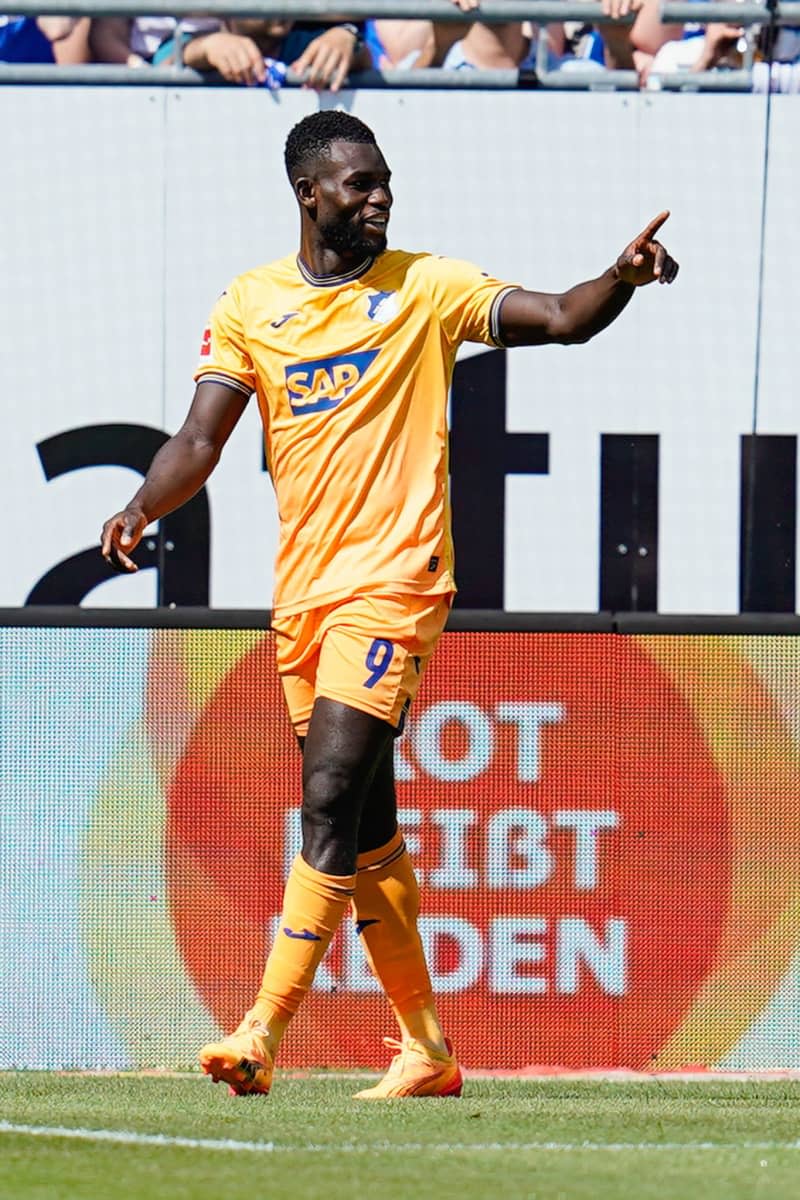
(2, 0), (797, 91)
(5, 0), (800, 18)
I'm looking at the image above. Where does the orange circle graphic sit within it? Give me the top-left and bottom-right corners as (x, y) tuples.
(167, 631), (732, 1069)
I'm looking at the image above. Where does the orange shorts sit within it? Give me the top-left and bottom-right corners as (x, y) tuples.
(271, 592), (453, 738)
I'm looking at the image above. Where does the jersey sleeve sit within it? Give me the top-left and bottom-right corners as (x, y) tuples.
(193, 283), (255, 397)
(422, 256), (521, 349)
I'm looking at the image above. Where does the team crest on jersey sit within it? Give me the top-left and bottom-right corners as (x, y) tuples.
(285, 349), (381, 416)
(366, 291), (399, 323)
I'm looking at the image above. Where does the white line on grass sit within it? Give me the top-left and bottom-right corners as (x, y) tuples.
(1, 1123), (800, 1155)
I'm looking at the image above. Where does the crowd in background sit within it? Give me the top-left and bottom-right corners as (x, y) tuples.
(2, 0), (800, 88)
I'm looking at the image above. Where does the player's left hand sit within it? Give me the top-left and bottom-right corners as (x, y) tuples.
(615, 211), (680, 286)
(291, 25), (358, 92)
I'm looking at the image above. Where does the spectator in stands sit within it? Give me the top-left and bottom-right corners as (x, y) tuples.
(772, 23), (800, 66)
(647, 10), (800, 82)
(646, 20), (747, 75)
(443, 0), (678, 80)
(425, 12), (600, 75)
(51, 17), (90, 63)
(590, 0), (682, 75)
(439, 19), (591, 74)
(366, 18), (458, 68)
(90, 15), (369, 89)
(754, 22), (800, 89)
(442, 21), (531, 69)
(0, 14), (79, 62)
(367, 0), (476, 68)
(89, 16), (223, 68)
(184, 19), (370, 89)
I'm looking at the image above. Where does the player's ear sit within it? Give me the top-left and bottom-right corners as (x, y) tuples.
(294, 175), (317, 212)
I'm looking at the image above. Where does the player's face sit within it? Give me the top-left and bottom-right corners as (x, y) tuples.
(315, 141), (393, 259)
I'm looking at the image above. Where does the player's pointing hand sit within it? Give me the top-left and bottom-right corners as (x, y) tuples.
(615, 211), (679, 287)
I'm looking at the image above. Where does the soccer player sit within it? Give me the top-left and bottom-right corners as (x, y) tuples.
(100, 109), (678, 1100)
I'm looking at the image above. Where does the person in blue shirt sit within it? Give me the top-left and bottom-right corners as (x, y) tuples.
(0, 14), (77, 63)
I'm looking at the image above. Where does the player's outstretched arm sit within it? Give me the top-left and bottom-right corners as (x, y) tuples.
(498, 211), (679, 349)
(100, 381), (249, 573)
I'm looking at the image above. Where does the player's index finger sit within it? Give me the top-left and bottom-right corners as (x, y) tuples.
(638, 210), (670, 243)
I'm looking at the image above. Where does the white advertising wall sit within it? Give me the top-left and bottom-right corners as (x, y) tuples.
(2, 86), (798, 612)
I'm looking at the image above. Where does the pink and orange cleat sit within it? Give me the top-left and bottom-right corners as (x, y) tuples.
(199, 1016), (274, 1096)
(354, 1036), (463, 1100)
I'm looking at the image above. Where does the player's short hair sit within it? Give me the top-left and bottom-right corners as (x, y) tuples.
(284, 111), (377, 181)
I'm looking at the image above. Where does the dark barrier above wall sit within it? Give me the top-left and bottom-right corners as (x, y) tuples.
(3, 611), (800, 1072)
(6, 608), (800, 632)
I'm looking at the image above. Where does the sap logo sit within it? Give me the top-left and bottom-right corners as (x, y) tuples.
(285, 349), (380, 416)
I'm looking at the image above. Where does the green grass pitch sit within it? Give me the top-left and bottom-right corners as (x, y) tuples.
(1, 1072), (799, 1199)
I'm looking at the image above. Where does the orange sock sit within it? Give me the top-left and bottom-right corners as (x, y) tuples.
(352, 830), (447, 1054)
(251, 854), (355, 1047)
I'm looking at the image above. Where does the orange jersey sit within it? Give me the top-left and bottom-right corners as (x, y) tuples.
(194, 250), (518, 616)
